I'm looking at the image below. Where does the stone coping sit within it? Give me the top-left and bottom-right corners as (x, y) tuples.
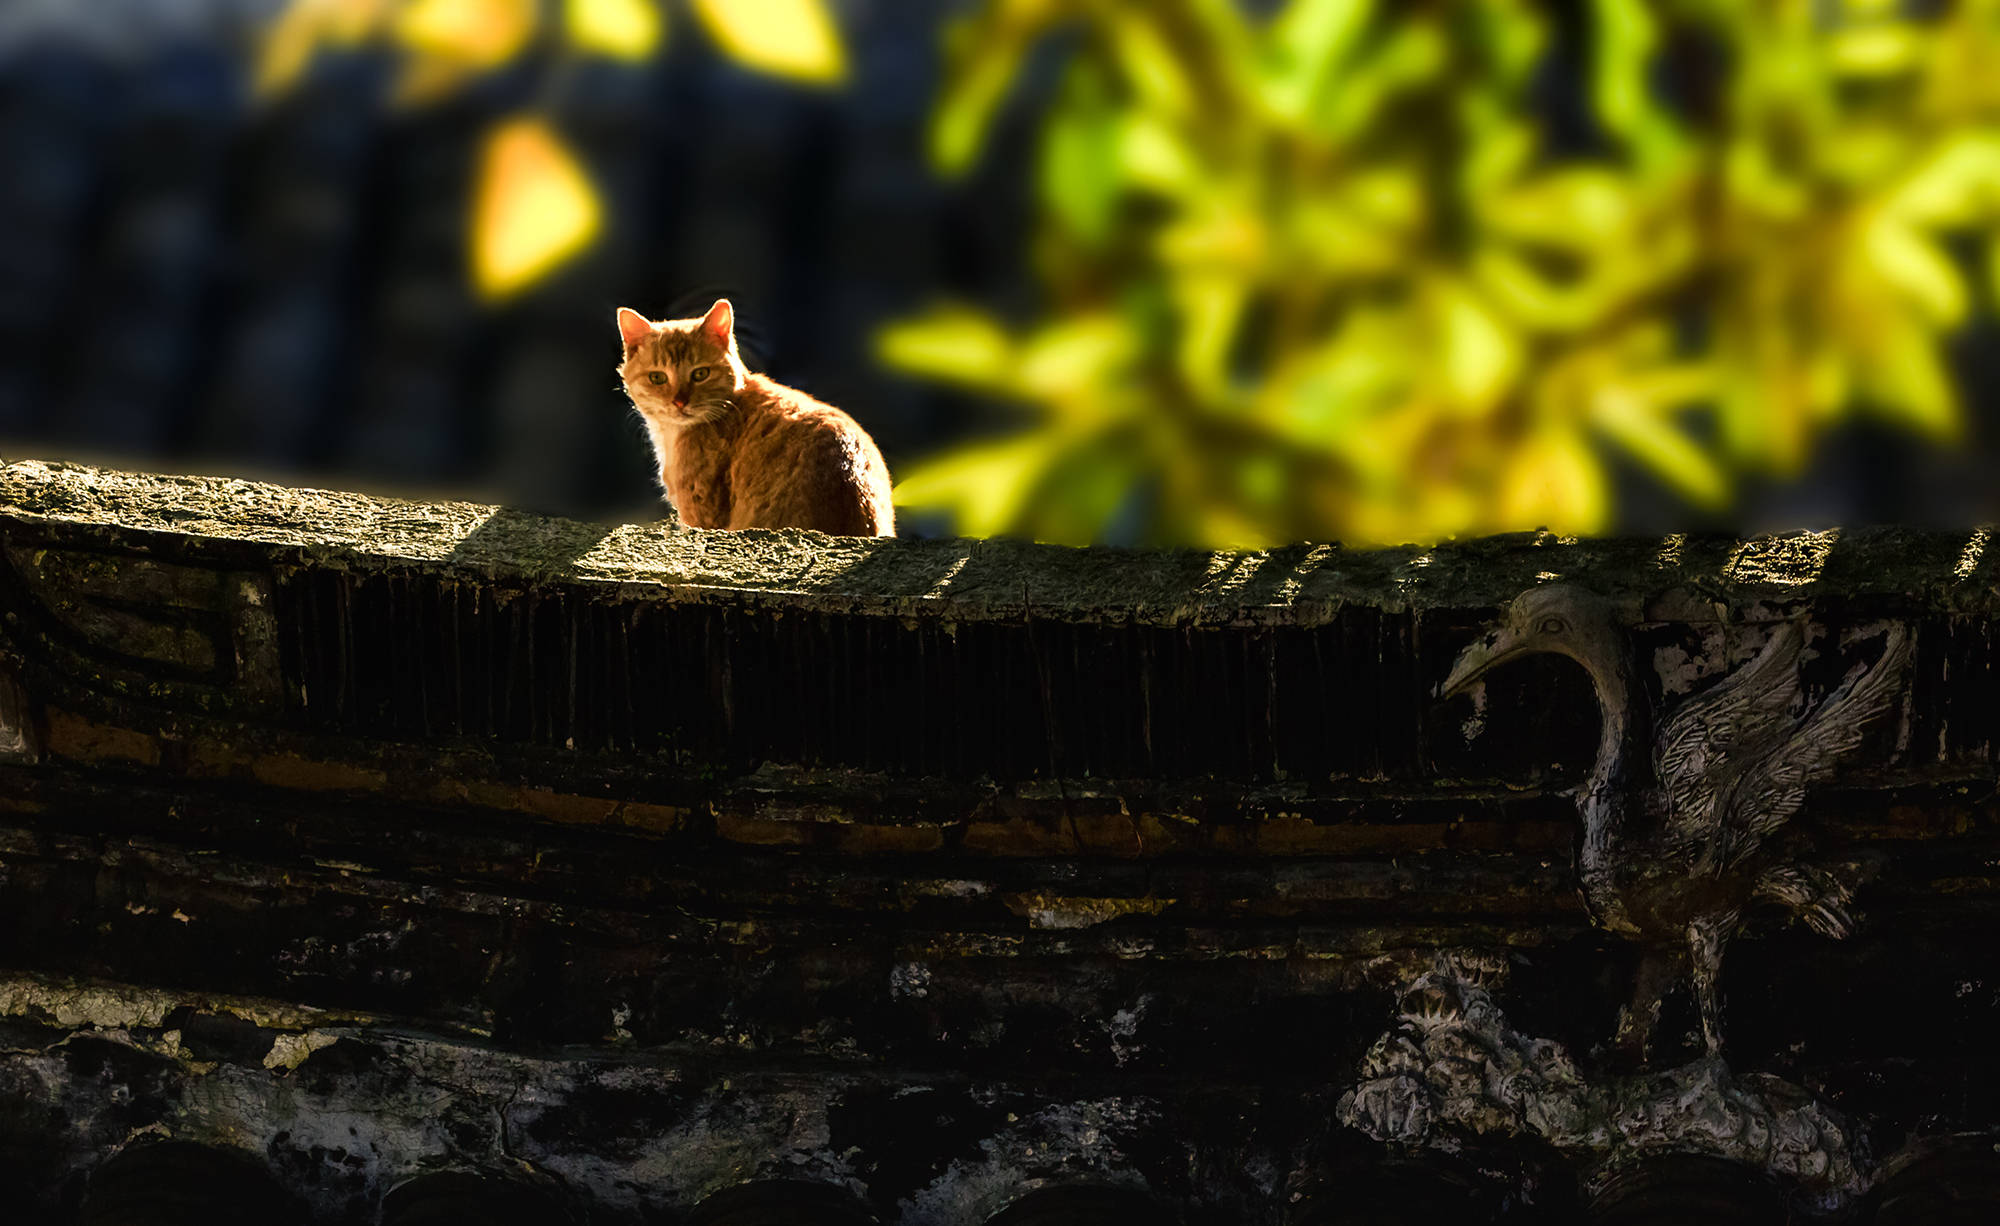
(5, 459), (1995, 624)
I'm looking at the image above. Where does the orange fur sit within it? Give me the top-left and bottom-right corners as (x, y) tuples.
(615, 302), (894, 536)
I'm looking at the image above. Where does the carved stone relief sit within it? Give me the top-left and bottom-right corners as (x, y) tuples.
(1338, 953), (1864, 1209)
(1436, 583), (1910, 1058)
(1342, 585), (1916, 1207)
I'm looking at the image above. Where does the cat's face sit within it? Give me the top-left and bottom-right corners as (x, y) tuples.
(616, 300), (747, 428)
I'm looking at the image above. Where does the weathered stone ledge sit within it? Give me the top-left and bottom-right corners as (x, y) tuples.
(5, 460), (1996, 625)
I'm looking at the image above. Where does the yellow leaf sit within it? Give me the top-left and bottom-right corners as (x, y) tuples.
(255, 4), (326, 98)
(566, 0), (663, 61)
(253, 0), (390, 99)
(691, 0), (846, 85)
(470, 117), (604, 301)
(394, 0), (534, 69)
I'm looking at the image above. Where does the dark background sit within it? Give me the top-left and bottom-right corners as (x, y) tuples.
(0, 0), (1994, 537)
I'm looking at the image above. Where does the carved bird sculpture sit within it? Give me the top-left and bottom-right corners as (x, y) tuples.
(1440, 584), (1911, 1058)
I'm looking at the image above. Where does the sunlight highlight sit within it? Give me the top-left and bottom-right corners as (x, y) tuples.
(1955, 528), (1990, 581)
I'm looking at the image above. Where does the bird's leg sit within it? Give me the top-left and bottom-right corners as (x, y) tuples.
(1612, 945), (1680, 1068)
(1686, 909), (1739, 1057)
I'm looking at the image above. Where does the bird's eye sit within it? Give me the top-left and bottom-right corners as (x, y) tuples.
(1540, 617), (1566, 635)
(691, 367), (711, 383)
(647, 371), (667, 385)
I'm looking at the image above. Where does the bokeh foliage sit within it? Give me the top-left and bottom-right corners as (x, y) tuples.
(256, 0), (845, 300)
(884, 0), (2000, 547)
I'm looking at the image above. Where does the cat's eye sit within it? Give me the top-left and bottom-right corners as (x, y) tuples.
(690, 367), (711, 383)
(647, 371), (667, 385)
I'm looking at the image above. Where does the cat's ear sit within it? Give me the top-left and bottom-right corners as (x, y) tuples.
(616, 308), (654, 350)
(701, 299), (735, 347)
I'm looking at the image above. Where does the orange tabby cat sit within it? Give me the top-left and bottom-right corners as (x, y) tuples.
(616, 300), (895, 536)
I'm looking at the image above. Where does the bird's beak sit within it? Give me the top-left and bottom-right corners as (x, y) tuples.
(1438, 627), (1523, 699)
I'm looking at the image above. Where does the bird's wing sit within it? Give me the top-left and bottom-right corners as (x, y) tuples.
(1713, 625), (1912, 869)
(1655, 620), (1806, 849)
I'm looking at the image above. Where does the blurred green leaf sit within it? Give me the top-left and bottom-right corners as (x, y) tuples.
(931, 44), (1021, 174)
(1889, 133), (2000, 226)
(1501, 428), (1610, 535)
(1314, 18), (1446, 141)
(1590, 0), (1682, 171)
(1593, 392), (1729, 508)
(1172, 272), (1251, 393)
(1827, 24), (1922, 75)
(1436, 281), (1520, 416)
(887, 0), (1996, 547)
(1866, 215), (1968, 326)
(929, 0), (1063, 174)
(1017, 315), (1137, 404)
(1860, 316), (1960, 437)
(1040, 63), (1124, 246)
(1468, 0), (1547, 89)
(1259, 0), (1375, 124)
(1109, 9), (1196, 119)
(876, 309), (1016, 388)
(1023, 438), (1146, 546)
(893, 433), (1066, 538)
(1117, 114), (1203, 193)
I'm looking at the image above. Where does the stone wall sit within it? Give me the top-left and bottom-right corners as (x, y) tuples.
(1, 460), (1996, 1224)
